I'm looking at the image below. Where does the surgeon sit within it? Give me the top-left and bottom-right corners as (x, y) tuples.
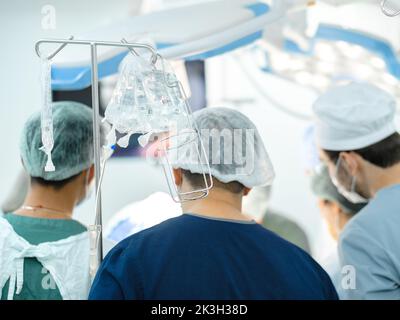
(310, 164), (366, 297)
(313, 82), (400, 299)
(0, 101), (96, 300)
(90, 107), (338, 300)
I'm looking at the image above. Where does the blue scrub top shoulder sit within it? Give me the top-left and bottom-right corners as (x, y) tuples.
(90, 214), (338, 300)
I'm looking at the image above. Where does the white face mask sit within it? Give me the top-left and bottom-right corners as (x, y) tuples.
(330, 158), (368, 204)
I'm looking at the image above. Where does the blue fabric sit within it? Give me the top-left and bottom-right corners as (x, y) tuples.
(89, 214), (338, 300)
(339, 184), (400, 299)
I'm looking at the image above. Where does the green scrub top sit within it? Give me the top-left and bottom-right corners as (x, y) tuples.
(1, 213), (86, 300)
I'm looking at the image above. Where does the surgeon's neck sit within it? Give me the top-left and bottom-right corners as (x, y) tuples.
(15, 183), (78, 219)
(368, 162), (400, 196)
(181, 187), (252, 222)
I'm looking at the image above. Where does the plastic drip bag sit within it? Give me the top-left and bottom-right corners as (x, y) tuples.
(104, 54), (191, 149)
(103, 52), (213, 202)
(39, 57), (55, 172)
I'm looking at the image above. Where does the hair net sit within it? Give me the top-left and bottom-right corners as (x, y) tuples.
(171, 107), (275, 188)
(20, 101), (95, 181)
(313, 82), (397, 151)
(311, 165), (366, 215)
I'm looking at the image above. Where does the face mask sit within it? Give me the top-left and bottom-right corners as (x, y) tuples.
(330, 158), (368, 204)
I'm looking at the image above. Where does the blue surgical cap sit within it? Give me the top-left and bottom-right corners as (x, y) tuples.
(20, 101), (94, 181)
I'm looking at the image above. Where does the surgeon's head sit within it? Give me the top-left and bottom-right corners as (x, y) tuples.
(20, 101), (95, 205)
(311, 165), (366, 240)
(171, 107), (275, 204)
(313, 82), (400, 202)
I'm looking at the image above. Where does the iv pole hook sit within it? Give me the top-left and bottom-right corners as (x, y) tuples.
(35, 36), (74, 59)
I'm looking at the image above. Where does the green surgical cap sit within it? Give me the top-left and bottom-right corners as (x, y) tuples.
(311, 165), (366, 215)
(20, 101), (93, 181)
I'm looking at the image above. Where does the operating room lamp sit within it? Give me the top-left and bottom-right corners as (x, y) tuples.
(255, 25), (400, 99)
(239, 0), (400, 120)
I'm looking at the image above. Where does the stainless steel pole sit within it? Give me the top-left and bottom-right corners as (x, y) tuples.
(90, 43), (103, 264)
(34, 38), (158, 271)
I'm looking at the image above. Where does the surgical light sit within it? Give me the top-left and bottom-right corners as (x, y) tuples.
(314, 42), (338, 62)
(256, 24), (400, 103)
(370, 57), (386, 70)
(294, 71), (313, 85)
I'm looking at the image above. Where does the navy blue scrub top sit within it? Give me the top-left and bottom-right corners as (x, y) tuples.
(89, 214), (338, 300)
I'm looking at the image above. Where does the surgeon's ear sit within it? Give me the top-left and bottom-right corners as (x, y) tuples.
(341, 152), (361, 175)
(243, 187), (251, 196)
(173, 168), (183, 187)
(87, 165), (95, 184)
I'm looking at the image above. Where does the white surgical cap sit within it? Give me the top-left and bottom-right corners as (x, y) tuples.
(313, 82), (397, 151)
(172, 107), (275, 188)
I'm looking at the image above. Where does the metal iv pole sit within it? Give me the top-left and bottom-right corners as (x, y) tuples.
(34, 37), (158, 277)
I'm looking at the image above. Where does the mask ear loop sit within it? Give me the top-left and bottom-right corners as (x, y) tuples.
(337, 155), (359, 192)
(336, 155), (364, 200)
(334, 156), (342, 180)
(335, 155), (353, 189)
(350, 173), (358, 195)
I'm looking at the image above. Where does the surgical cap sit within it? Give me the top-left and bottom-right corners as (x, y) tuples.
(311, 165), (366, 215)
(172, 107), (275, 188)
(313, 82), (397, 151)
(20, 101), (94, 181)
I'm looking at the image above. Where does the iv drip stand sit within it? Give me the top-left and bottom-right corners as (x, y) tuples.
(34, 37), (158, 274)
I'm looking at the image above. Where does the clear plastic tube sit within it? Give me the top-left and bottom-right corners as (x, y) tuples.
(39, 57), (55, 172)
(88, 224), (102, 280)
